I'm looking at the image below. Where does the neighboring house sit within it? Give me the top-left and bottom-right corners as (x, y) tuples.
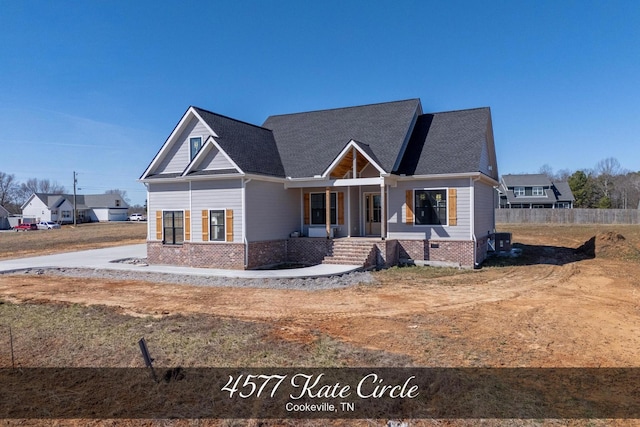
(140, 99), (499, 269)
(0, 205), (9, 230)
(498, 174), (574, 209)
(21, 193), (130, 223)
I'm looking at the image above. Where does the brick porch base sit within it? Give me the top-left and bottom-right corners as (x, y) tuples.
(147, 238), (479, 270)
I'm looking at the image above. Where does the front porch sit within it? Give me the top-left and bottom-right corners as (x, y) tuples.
(286, 139), (392, 240)
(299, 185), (389, 239)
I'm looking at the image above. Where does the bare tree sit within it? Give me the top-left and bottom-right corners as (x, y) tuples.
(595, 157), (625, 201)
(538, 164), (555, 180)
(105, 189), (131, 204)
(555, 168), (573, 181)
(0, 172), (19, 207)
(17, 178), (67, 204)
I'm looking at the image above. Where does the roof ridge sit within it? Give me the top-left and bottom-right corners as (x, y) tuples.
(192, 106), (272, 132)
(265, 98), (421, 119)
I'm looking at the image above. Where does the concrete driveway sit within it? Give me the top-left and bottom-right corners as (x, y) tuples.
(0, 244), (361, 279)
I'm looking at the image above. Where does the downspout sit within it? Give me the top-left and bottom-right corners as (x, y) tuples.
(242, 178), (252, 268)
(188, 181), (192, 264)
(470, 176), (481, 268)
(145, 183), (150, 241)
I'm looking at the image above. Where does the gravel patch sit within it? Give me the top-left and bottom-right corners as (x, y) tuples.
(10, 266), (375, 291)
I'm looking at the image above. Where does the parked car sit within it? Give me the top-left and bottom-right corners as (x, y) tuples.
(13, 223), (38, 231)
(37, 221), (61, 230)
(128, 213), (146, 221)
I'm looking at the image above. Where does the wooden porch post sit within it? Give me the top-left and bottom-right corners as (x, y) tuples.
(380, 182), (386, 239)
(325, 186), (331, 238)
(352, 147), (357, 178)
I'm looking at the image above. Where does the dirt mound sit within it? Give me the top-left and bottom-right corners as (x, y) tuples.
(577, 231), (640, 260)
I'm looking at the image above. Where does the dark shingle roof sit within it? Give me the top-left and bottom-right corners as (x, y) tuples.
(551, 181), (575, 202)
(193, 107), (285, 178)
(34, 193), (129, 209)
(262, 99), (421, 178)
(502, 174), (552, 187)
(397, 107), (491, 176)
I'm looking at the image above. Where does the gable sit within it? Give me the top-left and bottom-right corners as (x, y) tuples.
(151, 116), (212, 176)
(142, 107), (285, 180)
(323, 140), (386, 179)
(190, 140), (236, 172)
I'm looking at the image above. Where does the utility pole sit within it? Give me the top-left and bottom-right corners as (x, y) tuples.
(73, 171), (77, 226)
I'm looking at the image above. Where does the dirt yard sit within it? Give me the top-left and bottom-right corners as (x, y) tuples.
(1, 224), (639, 425)
(1, 224), (639, 369)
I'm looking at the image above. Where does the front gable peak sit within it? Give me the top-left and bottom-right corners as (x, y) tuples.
(322, 140), (387, 179)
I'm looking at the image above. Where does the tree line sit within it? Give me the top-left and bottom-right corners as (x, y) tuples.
(0, 171), (137, 214)
(538, 157), (640, 209)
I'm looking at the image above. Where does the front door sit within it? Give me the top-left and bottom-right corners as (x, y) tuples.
(364, 193), (381, 236)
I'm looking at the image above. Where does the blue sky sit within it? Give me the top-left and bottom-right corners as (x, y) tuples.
(1, 0), (638, 206)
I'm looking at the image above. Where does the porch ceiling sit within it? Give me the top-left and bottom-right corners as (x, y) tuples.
(329, 150), (370, 179)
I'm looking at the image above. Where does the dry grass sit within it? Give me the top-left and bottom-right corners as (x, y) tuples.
(0, 300), (411, 368)
(0, 222), (147, 259)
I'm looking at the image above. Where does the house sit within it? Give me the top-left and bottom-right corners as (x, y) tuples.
(0, 205), (9, 230)
(21, 193), (130, 223)
(498, 174), (574, 209)
(140, 99), (499, 269)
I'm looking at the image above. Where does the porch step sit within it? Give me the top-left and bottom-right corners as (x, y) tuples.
(322, 239), (377, 267)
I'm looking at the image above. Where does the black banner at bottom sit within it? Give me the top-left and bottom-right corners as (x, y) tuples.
(0, 368), (639, 419)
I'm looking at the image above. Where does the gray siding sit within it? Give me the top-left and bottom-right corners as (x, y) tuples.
(147, 182), (190, 241)
(474, 180), (496, 238)
(190, 179), (243, 243)
(153, 118), (212, 175)
(245, 180), (298, 241)
(387, 178), (471, 240)
(197, 146), (235, 171)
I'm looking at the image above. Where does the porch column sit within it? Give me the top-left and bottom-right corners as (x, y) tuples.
(380, 182), (386, 239)
(325, 186), (331, 238)
(347, 186), (351, 238)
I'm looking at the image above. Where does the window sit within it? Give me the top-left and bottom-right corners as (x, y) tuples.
(514, 187), (525, 196)
(415, 189), (447, 225)
(310, 193), (337, 225)
(163, 211), (184, 245)
(62, 211), (71, 219)
(209, 210), (225, 241)
(532, 186), (544, 196)
(190, 137), (203, 161)
(115, 199), (121, 207)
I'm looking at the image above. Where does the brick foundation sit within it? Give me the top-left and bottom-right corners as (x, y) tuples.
(371, 240), (399, 268)
(246, 240), (287, 269)
(475, 235), (490, 265)
(286, 238), (333, 265)
(398, 239), (475, 268)
(147, 242), (245, 270)
(148, 238), (479, 270)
